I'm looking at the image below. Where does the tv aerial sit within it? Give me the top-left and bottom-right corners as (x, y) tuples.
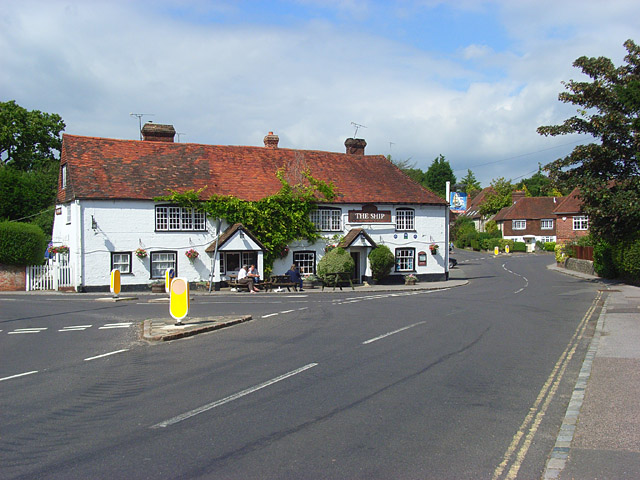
(350, 122), (367, 138)
(130, 113), (155, 140)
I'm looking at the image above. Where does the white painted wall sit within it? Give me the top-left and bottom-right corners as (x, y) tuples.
(51, 200), (448, 289)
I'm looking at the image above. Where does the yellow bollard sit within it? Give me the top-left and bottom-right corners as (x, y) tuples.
(110, 269), (121, 297)
(170, 277), (189, 325)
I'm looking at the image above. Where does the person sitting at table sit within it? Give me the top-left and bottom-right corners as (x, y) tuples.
(237, 264), (259, 293)
(248, 264), (261, 284)
(285, 264), (303, 291)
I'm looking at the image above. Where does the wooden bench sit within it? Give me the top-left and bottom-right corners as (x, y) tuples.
(228, 280), (250, 292)
(267, 275), (298, 292)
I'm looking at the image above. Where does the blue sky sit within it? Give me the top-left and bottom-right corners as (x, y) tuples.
(3, 0), (640, 187)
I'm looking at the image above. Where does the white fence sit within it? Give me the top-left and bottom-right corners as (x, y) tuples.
(26, 259), (74, 291)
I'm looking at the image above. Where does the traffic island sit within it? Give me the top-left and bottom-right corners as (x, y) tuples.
(142, 315), (252, 342)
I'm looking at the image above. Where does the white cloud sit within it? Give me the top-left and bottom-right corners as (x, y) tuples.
(2, 0), (640, 186)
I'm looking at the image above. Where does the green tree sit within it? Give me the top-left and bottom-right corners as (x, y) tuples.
(424, 154), (456, 198)
(479, 177), (514, 216)
(368, 245), (395, 282)
(538, 39), (640, 241)
(460, 169), (481, 197)
(1, 100), (65, 171)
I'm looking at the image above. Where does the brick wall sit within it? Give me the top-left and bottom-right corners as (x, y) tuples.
(556, 215), (589, 244)
(0, 264), (26, 291)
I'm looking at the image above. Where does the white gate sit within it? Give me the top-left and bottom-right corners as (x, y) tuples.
(26, 258), (74, 291)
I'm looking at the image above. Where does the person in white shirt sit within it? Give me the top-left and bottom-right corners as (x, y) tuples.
(237, 265), (259, 293)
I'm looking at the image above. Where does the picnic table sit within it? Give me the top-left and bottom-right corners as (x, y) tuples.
(321, 272), (355, 291)
(266, 274), (298, 292)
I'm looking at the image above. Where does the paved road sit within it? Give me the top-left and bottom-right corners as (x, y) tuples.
(0, 251), (603, 479)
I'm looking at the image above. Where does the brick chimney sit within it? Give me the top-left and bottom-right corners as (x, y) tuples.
(345, 138), (366, 155)
(511, 190), (526, 204)
(263, 131), (279, 149)
(141, 122), (176, 142)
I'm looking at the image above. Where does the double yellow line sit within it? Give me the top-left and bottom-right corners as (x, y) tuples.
(492, 290), (602, 480)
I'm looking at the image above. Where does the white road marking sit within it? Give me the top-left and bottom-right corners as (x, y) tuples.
(84, 349), (129, 361)
(8, 327), (47, 334)
(151, 363), (319, 429)
(59, 325), (93, 332)
(280, 310), (295, 314)
(98, 322), (132, 329)
(362, 321), (427, 345)
(0, 370), (38, 382)
(261, 313), (279, 318)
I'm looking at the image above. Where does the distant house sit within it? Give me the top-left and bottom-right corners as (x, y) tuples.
(553, 187), (589, 244)
(52, 125), (450, 291)
(461, 186), (495, 232)
(492, 191), (561, 251)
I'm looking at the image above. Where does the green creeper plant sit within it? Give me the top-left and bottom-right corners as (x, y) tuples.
(157, 168), (336, 272)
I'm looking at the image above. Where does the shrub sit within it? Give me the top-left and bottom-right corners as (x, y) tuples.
(498, 239), (515, 252)
(555, 243), (569, 264)
(544, 242), (556, 252)
(482, 237), (502, 251)
(317, 247), (355, 281)
(368, 245), (395, 282)
(0, 221), (48, 266)
(512, 241), (527, 252)
(593, 239), (616, 278)
(614, 235), (640, 283)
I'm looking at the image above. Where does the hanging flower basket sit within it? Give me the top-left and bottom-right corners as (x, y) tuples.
(279, 246), (289, 258)
(429, 243), (439, 255)
(135, 248), (148, 258)
(48, 244), (69, 256)
(185, 248), (199, 260)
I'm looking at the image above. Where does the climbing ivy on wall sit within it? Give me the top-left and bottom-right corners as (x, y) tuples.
(156, 169), (337, 272)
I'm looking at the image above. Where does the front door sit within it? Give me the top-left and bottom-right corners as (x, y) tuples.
(350, 252), (360, 283)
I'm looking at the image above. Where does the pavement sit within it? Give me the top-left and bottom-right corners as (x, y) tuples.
(543, 264), (640, 480)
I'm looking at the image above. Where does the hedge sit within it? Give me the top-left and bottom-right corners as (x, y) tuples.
(0, 221), (48, 266)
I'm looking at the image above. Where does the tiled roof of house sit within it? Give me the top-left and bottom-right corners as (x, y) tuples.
(338, 228), (377, 248)
(553, 187), (583, 215)
(462, 186), (495, 218)
(493, 196), (562, 222)
(205, 223), (266, 253)
(58, 134), (447, 206)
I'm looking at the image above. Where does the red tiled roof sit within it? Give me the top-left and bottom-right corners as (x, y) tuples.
(462, 186), (495, 218)
(553, 187), (583, 215)
(58, 135), (446, 205)
(492, 196), (562, 221)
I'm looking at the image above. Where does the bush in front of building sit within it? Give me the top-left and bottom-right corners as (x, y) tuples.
(512, 241), (527, 252)
(594, 235), (640, 283)
(368, 245), (395, 282)
(317, 247), (355, 282)
(0, 221), (48, 266)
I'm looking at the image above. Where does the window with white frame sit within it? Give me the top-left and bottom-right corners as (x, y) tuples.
(512, 220), (526, 230)
(540, 236), (555, 243)
(541, 219), (553, 230)
(150, 251), (177, 278)
(155, 206), (206, 231)
(396, 208), (415, 231)
(293, 251), (316, 275)
(111, 252), (131, 274)
(573, 215), (589, 230)
(395, 248), (415, 272)
(242, 252), (258, 268)
(61, 164), (67, 189)
(310, 208), (341, 231)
